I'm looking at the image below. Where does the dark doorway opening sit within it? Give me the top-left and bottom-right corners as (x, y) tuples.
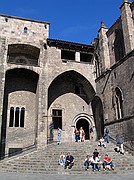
(76, 119), (89, 140)
(91, 96), (104, 140)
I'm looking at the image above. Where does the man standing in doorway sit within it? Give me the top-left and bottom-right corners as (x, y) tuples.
(90, 127), (94, 141)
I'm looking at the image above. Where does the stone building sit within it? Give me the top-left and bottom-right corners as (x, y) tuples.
(93, 0), (134, 152)
(0, 0), (133, 159)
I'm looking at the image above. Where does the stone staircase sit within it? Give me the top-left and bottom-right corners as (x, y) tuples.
(0, 141), (134, 174)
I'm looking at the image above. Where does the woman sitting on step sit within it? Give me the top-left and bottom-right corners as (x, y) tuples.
(58, 152), (66, 165)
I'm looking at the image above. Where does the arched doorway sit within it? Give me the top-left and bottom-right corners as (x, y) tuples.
(72, 113), (96, 141)
(76, 119), (89, 140)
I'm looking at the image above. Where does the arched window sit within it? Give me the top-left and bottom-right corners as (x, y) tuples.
(9, 107), (14, 127)
(20, 107), (25, 127)
(24, 27), (28, 34)
(9, 106), (25, 128)
(115, 87), (124, 119)
(15, 107), (20, 127)
(114, 29), (125, 62)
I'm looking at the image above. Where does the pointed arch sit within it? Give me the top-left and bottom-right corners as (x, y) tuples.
(114, 29), (125, 62)
(47, 70), (96, 109)
(91, 96), (104, 139)
(115, 87), (124, 119)
(0, 68), (39, 159)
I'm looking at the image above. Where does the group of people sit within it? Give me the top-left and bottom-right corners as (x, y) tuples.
(98, 127), (124, 155)
(57, 126), (124, 171)
(58, 152), (74, 169)
(74, 127), (85, 142)
(74, 126), (94, 142)
(98, 127), (110, 148)
(58, 148), (114, 172)
(84, 149), (114, 171)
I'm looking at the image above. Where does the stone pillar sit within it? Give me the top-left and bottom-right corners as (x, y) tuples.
(98, 21), (110, 72)
(120, 0), (134, 54)
(75, 52), (80, 62)
(0, 37), (7, 158)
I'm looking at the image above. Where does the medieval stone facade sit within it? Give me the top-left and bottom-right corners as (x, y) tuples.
(0, 0), (133, 159)
(94, 0), (134, 152)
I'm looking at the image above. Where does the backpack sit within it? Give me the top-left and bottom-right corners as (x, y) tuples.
(90, 127), (93, 133)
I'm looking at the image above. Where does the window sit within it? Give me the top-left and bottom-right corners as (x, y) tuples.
(20, 107), (25, 127)
(80, 53), (93, 63)
(114, 29), (125, 62)
(15, 107), (20, 127)
(52, 109), (62, 129)
(115, 88), (123, 119)
(9, 106), (25, 127)
(9, 107), (14, 127)
(75, 85), (85, 95)
(9, 148), (22, 157)
(24, 27), (28, 34)
(61, 50), (75, 60)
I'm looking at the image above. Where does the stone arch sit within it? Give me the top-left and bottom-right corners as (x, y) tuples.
(115, 87), (124, 119)
(47, 70), (96, 143)
(7, 44), (40, 66)
(47, 70), (96, 109)
(91, 96), (104, 140)
(0, 68), (39, 159)
(72, 113), (96, 140)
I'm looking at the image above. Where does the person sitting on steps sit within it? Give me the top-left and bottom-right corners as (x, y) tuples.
(98, 137), (106, 148)
(103, 154), (114, 170)
(64, 152), (74, 169)
(58, 151), (66, 166)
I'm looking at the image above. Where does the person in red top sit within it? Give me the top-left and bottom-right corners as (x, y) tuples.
(74, 127), (79, 142)
(103, 154), (114, 170)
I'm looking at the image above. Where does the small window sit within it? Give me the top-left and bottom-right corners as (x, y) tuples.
(80, 53), (93, 63)
(9, 148), (22, 157)
(5, 17), (8, 22)
(24, 27), (28, 34)
(75, 85), (85, 95)
(52, 109), (62, 129)
(15, 107), (20, 127)
(61, 50), (75, 60)
(9, 107), (14, 127)
(20, 107), (25, 127)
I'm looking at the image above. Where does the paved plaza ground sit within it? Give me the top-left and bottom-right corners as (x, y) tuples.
(0, 171), (134, 180)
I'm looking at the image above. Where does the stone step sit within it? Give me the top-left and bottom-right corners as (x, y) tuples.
(0, 141), (134, 174)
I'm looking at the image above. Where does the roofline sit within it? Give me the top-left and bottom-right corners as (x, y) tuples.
(0, 14), (50, 25)
(47, 38), (94, 48)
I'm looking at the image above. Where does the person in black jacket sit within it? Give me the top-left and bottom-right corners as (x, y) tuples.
(64, 152), (74, 169)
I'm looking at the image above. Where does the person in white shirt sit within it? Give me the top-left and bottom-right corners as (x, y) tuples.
(58, 152), (66, 165)
(98, 137), (106, 148)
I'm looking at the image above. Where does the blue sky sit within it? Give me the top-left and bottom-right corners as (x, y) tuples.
(0, 0), (129, 44)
